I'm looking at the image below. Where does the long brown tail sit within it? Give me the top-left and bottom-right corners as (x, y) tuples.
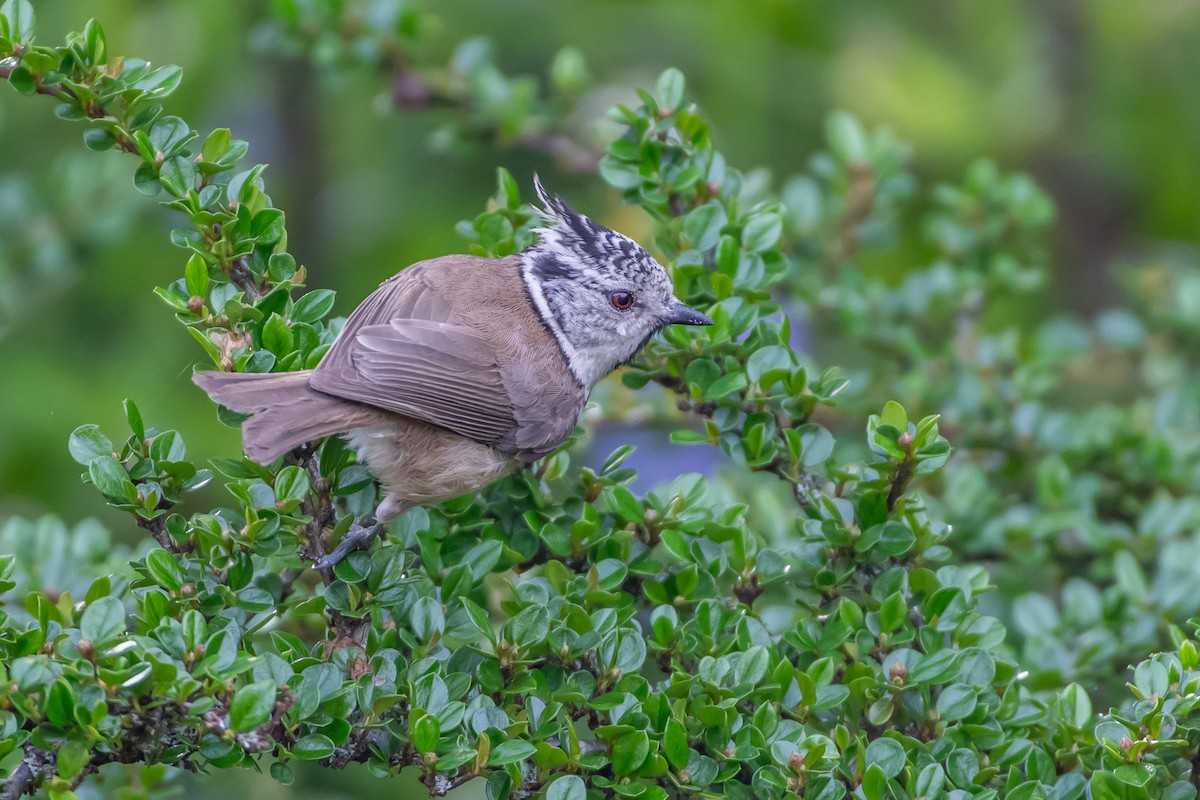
(192, 369), (377, 464)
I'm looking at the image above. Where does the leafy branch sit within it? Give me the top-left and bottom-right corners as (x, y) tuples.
(256, 0), (603, 172)
(6, 7), (1196, 800)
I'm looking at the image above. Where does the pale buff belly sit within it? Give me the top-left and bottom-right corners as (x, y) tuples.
(345, 418), (516, 519)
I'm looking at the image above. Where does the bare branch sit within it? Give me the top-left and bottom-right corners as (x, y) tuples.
(2, 746), (53, 800)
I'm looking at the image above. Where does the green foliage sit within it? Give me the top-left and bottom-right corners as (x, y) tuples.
(0, 149), (139, 338)
(5, 4), (1200, 800)
(253, 0), (599, 171)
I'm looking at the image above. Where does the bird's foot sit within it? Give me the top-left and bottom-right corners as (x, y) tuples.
(313, 517), (383, 570)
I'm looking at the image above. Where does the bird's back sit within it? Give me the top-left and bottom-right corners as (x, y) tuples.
(313, 254), (585, 459)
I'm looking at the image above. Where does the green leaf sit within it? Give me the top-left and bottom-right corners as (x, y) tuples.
(145, 549), (184, 592)
(878, 591), (907, 632)
(670, 429), (709, 444)
(663, 719), (688, 770)
(1061, 683), (1093, 729)
(488, 740), (536, 766)
(1, 0), (35, 42)
(68, 424), (112, 465)
(44, 679), (76, 726)
(274, 465), (311, 504)
(7, 65), (35, 95)
(496, 166), (521, 208)
(57, 740), (90, 781)
(149, 116), (191, 154)
(411, 713), (441, 753)
(862, 764), (887, 800)
(411, 596), (446, 641)
(462, 539), (503, 580)
(133, 162), (161, 196)
(459, 597), (494, 641)
(655, 67), (685, 111)
(88, 455), (134, 500)
(185, 254), (209, 297)
(252, 208), (286, 244)
(947, 748), (979, 788)
(683, 202), (727, 252)
(80, 596), (126, 645)
(546, 775), (586, 800)
(880, 401), (907, 432)
(83, 19), (107, 63)
(261, 313), (293, 355)
(1114, 551), (1148, 602)
(865, 737), (905, 778)
(229, 679), (276, 731)
(733, 646), (770, 685)
(608, 486), (644, 523)
(612, 730), (650, 776)
(124, 399), (146, 441)
(159, 155), (197, 197)
(135, 65), (183, 97)
(203, 128), (232, 162)
(746, 345), (794, 387)
(1133, 659), (1168, 698)
(149, 430), (187, 462)
(916, 764), (946, 798)
(702, 371), (747, 401)
(827, 110), (868, 163)
(741, 212), (782, 253)
(599, 156), (643, 189)
(935, 683), (977, 721)
(509, 606), (550, 646)
(292, 290), (336, 324)
(228, 164), (266, 204)
(268, 252), (298, 282)
(83, 128), (116, 151)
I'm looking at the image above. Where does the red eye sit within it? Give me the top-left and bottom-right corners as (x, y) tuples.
(610, 291), (634, 311)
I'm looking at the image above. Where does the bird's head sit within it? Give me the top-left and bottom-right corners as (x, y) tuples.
(521, 175), (712, 387)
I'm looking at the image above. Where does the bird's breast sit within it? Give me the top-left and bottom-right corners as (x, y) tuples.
(346, 417), (518, 506)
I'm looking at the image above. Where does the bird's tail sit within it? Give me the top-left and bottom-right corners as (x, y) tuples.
(192, 369), (377, 464)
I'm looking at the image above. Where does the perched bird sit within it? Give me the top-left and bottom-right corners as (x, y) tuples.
(193, 176), (712, 566)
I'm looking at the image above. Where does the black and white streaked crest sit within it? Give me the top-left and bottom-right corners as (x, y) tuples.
(529, 175), (663, 290)
(519, 175), (710, 389)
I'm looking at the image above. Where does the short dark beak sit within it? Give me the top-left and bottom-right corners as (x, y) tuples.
(665, 302), (714, 326)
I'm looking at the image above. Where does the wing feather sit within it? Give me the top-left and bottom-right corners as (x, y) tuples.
(309, 264), (519, 446)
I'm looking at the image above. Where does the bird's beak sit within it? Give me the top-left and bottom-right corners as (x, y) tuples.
(665, 302), (714, 326)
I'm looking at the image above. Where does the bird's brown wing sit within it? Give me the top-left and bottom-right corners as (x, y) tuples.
(309, 259), (520, 447)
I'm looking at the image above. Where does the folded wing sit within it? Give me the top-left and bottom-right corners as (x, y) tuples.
(309, 264), (520, 447)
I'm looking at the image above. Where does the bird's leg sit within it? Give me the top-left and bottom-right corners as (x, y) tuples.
(313, 516), (383, 570)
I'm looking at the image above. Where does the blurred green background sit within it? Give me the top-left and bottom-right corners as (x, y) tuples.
(3, 0), (1200, 795)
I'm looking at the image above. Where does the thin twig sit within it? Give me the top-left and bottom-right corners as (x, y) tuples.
(1, 745), (52, 800)
(285, 444), (371, 651)
(228, 256), (264, 302)
(135, 514), (194, 553)
(886, 459), (914, 512)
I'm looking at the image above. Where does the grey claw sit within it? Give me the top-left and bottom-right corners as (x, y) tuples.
(313, 518), (382, 570)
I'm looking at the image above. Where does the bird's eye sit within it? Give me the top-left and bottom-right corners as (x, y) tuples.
(609, 291), (635, 311)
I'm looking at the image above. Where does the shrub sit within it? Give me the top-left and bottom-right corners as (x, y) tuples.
(3, 5), (1200, 800)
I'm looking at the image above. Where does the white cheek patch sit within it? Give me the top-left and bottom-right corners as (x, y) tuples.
(616, 318), (639, 337)
(520, 256), (584, 384)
